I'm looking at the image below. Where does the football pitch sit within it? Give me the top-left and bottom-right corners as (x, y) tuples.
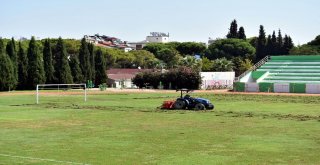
(0, 91), (320, 164)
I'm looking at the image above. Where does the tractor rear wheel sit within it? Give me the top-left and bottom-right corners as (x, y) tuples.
(195, 103), (205, 110)
(173, 100), (186, 109)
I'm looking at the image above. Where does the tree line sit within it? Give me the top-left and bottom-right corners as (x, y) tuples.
(1, 19), (318, 91)
(0, 37), (107, 91)
(290, 35), (320, 55)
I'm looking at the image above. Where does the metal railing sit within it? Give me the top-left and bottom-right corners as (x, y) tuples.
(235, 56), (270, 82)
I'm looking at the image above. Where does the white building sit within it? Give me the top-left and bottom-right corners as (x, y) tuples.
(128, 32), (170, 50)
(106, 68), (151, 88)
(146, 32), (169, 43)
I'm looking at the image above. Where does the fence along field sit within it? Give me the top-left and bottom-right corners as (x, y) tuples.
(0, 91), (319, 164)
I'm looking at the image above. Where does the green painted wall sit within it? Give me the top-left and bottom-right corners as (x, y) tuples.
(252, 71), (266, 80)
(259, 83), (274, 92)
(233, 82), (245, 92)
(289, 83), (306, 93)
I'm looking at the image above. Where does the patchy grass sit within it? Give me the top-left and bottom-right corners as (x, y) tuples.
(0, 91), (320, 164)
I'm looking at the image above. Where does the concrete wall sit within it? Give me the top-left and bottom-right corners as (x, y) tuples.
(201, 72), (235, 89)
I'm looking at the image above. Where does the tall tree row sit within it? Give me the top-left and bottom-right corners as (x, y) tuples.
(255, 28), (294, 61)
(54, 37), (73, 84)
(79, 38), (93, 82)
(17, 42), (28, 89)
(238, 27), (246, 40)
(88, 43), (95, 83)
(27, 36), (46, 89)
(255, 25), (267, 62)
(0, 36), (110, 91)
(226, 19), (238, 39)
(6, 38), (18, 89)
(226, 19), (247, 40)
(0, 39), (15, 91)
(94, 49), (107, 85)
(69, 55), (83, 83)
(43, 39), (55, 83)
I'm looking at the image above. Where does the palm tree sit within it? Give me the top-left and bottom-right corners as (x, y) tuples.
(212, 58), (234, 71)
(178, 55), (202, 71)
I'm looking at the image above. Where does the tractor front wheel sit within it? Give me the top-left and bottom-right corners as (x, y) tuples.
(195, 103), (205, 110)
(173, 100), (186, 109)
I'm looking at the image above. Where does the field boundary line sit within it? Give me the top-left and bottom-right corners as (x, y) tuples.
(0, 153), (90, 165)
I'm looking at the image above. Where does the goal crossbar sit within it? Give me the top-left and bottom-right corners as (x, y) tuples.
(36, 84), (87, 104)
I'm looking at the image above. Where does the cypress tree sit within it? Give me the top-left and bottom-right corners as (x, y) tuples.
(88, 43), (95, 82)
(6, 38), (18, 89)
(277, 29), (283, 54)
(27, 36), (46, 89)
(69, 55), (83, 83)
(256, 25), (267, 62)
(43, 39), (56, 83)
(283, 35), (294, 55)
(54, 37), (73, 84)
(288, 36), (294, 49)
(17, 42), (28, 89)
(94, 49), (107, 85)
(226, 19), (238, 38)
(0, 39), (15, 91)
(266, 35), (272, 56)
(238, 26), (246, 39)
(79, 38), (92, 81)
(271, 31), (277, 55)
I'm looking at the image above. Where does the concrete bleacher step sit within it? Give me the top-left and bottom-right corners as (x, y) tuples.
(269, 73), (320, 77)
(260, 80), (320, 83)
(264, 76), (320, 80)
(260, 66), (320, 69)
(264, 64), (320, 66)
(265, 62), (320, 65)
(257, 69), (320, 73)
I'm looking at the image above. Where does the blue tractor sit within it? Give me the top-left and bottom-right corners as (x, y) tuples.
(173, 89), (214, 110)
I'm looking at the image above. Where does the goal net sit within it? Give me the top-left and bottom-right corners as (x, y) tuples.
(36, 84), (87, 104)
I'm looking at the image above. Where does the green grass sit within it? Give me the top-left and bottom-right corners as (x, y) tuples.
(0, 91), (320, 165)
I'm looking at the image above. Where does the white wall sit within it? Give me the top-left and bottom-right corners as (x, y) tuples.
(128, 43), (146, 50)
(114, 79), (135, 89)
(146, 36), (169, 43)
(274, 83), (290, 93)
(201, 72), (235, 89)
(245, 83), (259, 92)
(306, 84), (320, 94)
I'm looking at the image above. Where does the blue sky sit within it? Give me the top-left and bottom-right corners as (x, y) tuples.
(1, 0), (319, 45)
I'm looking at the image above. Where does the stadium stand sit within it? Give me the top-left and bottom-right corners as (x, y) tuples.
(234, 55), (320, 93)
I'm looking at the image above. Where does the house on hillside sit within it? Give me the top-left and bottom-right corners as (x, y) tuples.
(106, 68), (150, 88)
(128, 32), (170, 50)
(84, 34), (132, 52)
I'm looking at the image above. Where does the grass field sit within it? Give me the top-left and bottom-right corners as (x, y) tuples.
(0, 91), (320, 165)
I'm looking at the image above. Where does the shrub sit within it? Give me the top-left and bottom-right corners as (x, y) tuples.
(132, 67), (201, 89)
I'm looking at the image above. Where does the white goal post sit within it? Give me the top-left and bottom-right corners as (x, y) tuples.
(36, 84), (87, 104)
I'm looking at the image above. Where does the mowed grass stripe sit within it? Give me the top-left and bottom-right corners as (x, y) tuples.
(0, 92), (319, 164)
